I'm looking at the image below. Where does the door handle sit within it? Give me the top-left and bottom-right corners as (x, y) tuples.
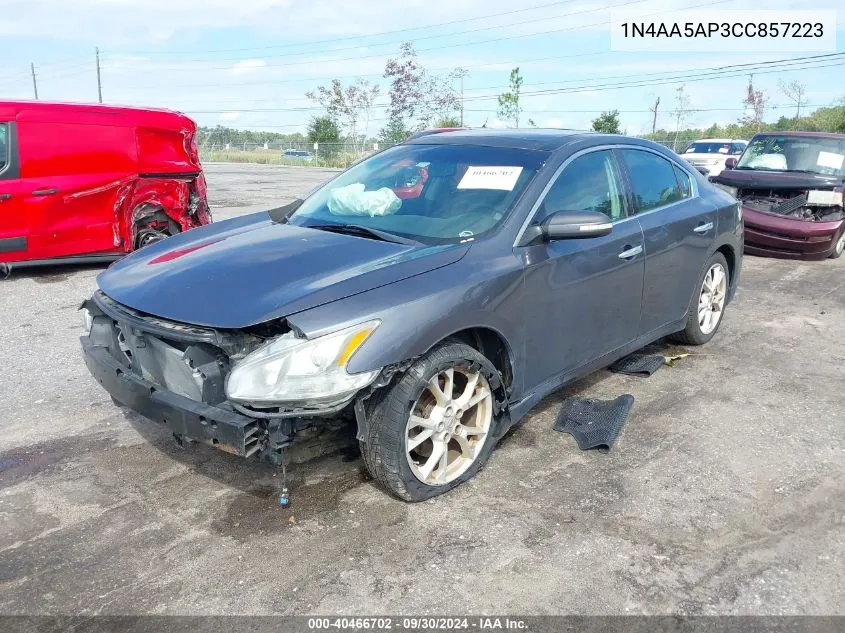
(694, 221), (714, 234)
(32, 188), (60, 196)
(0, 193), (11, 201)
(618, 245), (643, 260)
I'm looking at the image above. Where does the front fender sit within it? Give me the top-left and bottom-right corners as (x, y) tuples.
(286, 255), (527, 399)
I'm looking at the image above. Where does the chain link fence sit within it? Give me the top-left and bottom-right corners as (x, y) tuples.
(200, 140), (398, 169)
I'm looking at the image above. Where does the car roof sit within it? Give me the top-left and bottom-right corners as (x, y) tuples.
(405, 128), (658, 152)
(752, 131), (845, 140)
(0, 100), (194, 130)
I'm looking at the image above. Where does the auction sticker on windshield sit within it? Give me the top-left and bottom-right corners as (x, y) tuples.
(457, 166), (523, 191)
(817, 151), (844, 170)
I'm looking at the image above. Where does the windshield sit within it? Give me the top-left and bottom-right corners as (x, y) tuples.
(736, 135), (845, 176)
(286, 143), (547, 244)
(684, 142), (742, 155)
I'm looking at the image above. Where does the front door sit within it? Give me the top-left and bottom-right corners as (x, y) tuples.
(0, 121), (30, 261)
(517, 149), (645, 391)
(617, 148), (715, 334)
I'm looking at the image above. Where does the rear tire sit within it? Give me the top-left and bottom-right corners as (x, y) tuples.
(829, 231), (845, 259)
(670, 252), (729, 346)
(360, 341), (504, 502)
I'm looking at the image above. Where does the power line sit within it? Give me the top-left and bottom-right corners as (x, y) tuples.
(128, 0), (652, 65)
(151, 54), (845, 113)
(100, 0), (731, 72)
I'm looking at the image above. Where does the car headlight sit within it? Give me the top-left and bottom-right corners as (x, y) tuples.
(225, 320), (381, 407)
(82, 307), (93, 334)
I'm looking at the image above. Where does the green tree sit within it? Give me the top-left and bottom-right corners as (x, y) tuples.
(591, 110), (621, 134)
(306, 78), (380, 154)
(381, 42), (462, 134)
(433, 116), (461, 128)
(379, 114), (412, 144)
(307, 116), (341, 144)
(497, 67), (523, 127)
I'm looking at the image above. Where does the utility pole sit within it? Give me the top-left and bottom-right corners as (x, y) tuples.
(650, 96), (660, 135)
(454, 67), (468, 127)
(460, 74), (464, 126)
(30, 63), (38, 99)
(95, 47), (103, 103)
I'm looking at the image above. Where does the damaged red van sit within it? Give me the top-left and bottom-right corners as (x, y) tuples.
(0, 100), (210, 274)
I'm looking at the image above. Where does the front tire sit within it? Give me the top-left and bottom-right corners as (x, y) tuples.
(360, 341), (504, 502)
(670, 252), (729, 346)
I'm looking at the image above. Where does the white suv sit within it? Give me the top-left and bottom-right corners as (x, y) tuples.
(681, 139), (747, 177)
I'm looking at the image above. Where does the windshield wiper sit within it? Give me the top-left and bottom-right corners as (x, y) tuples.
(307, 223), (420, 246)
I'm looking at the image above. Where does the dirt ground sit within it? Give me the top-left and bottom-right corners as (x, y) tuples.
(1, 163), (843, 615)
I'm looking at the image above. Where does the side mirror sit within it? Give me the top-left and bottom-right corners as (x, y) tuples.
(542, 210), (612, 241)
(725, 157), (738, 169)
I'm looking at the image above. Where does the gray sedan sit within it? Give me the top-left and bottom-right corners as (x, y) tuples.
(81, 129), (743, 501)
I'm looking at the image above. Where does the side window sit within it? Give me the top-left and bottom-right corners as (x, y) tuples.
(538, 150), (626, 222)
(0, 124), (7, 172)
(672, 164), (692, 199)
(620, 149), (683, 213)
(730, 143), (745, 155)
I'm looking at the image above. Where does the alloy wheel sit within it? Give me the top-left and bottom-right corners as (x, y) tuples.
(698, 262), (727, 335)
(835, 233), (845, 256)
(405, 366), (493, 486)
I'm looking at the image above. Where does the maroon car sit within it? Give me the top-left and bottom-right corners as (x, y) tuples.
(712, 131), (845, 260)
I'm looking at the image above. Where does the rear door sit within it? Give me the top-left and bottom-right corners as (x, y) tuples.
(617, 148), (714, 334)
(0, 120), (30, 261)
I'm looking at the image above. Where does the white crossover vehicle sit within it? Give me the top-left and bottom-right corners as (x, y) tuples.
(682, 139), (747, 177)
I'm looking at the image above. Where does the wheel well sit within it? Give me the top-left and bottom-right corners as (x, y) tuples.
(716, 244), (736, 284)
(132, 205), (179, 248)
(446, 327), (513, 395)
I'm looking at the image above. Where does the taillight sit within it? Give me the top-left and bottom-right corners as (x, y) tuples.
(183, 130), (200, 166)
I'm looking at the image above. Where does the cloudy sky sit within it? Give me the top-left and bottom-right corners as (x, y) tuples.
(0, 0), (842, 136)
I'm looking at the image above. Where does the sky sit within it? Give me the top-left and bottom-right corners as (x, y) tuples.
(0, 0), (843, 137)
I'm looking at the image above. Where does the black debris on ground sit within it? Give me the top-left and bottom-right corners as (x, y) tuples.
(609, 353), (666, 377)
(553, 394), (635, 451)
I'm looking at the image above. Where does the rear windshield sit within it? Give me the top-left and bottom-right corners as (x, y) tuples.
(736, 135), (845, 177)
(287, 143), (548, 244)
(684, 142), (742, 155)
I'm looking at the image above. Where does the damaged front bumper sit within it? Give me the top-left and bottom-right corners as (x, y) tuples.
(82, 336), (262, 456)
(742, 206), (844, 260)
(80, 292), (361, 463)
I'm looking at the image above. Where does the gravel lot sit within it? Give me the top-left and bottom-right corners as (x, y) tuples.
(1, 162), (843, 616)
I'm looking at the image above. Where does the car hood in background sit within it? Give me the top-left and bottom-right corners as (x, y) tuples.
(97, 212), (469, 328)
(682, 153), (727, 162)
(713, 169), (842, 191)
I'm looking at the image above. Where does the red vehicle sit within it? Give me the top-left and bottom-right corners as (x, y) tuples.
(0, 100), (210, 274)
(712, 131), (845, 260)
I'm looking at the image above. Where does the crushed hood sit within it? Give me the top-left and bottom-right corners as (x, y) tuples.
(713, 169), (842, 191)
(97, 212), (469, 328)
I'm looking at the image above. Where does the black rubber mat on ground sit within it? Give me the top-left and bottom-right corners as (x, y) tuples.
(609, 353), (665, 377)
(553, 395), (635, 451)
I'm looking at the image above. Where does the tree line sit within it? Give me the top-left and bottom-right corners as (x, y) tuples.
(200, 52), (845, 150)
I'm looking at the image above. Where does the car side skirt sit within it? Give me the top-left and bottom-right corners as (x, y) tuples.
(506, 317), (688, 427)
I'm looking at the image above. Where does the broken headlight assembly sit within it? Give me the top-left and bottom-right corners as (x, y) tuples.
(225, 320), (381, 407)
(81, 306), (93, 334)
